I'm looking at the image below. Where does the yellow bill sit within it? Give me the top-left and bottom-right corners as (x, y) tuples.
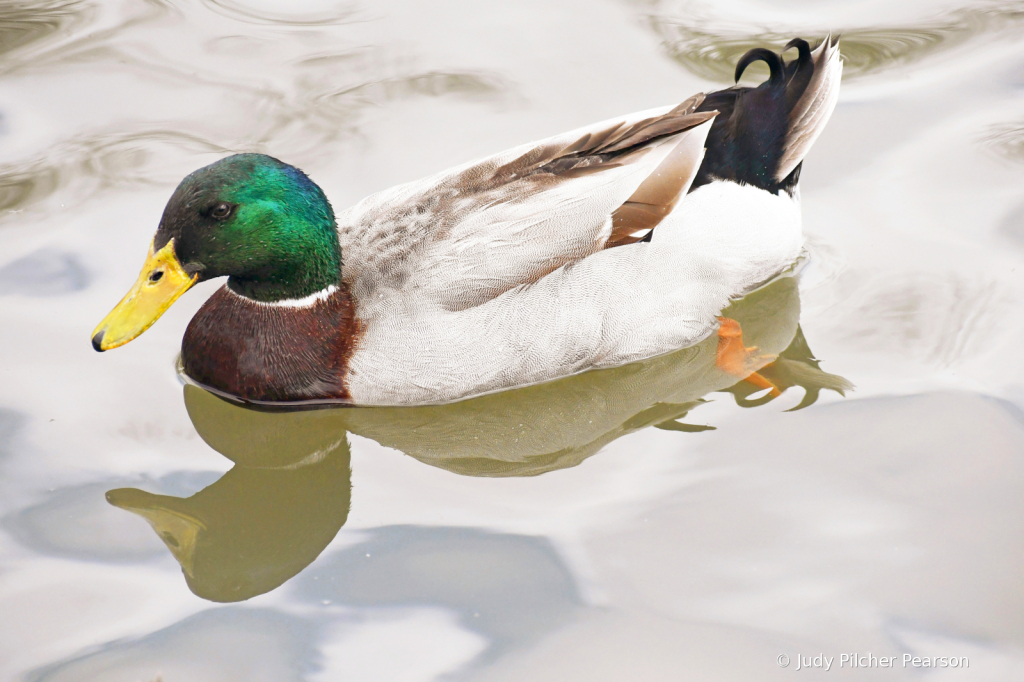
(106, 488), (205, 578)
(92, 238), (197, 351)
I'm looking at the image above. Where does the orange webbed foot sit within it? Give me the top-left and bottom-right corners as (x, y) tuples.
(715, 317), (781, 397)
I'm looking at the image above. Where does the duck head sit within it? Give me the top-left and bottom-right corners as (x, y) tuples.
(92, 153), (341, 351)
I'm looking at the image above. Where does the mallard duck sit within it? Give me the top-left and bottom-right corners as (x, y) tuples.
(92, 38), (841, 406)
(180, 275), (850, 477)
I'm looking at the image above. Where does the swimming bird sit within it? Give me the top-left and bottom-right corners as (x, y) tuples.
(92, 38), (841, 406)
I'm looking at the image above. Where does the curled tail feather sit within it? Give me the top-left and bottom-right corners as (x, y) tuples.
(694, 36), (842, 194)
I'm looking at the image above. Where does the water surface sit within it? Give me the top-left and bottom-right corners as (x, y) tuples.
(2, 0), (1024, 680)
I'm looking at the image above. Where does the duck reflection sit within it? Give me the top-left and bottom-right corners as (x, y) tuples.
(106, 437), (351, 602)
(108, 275), (848, 601)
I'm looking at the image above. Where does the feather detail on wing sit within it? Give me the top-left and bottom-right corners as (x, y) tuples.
(607, 107), (713, 247)
(337, 99), (716, 311)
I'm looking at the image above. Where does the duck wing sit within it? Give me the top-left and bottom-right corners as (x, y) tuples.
(337, 97), (716, 311)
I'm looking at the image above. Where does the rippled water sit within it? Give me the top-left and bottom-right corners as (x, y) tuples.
(3, 0), (1024, 680)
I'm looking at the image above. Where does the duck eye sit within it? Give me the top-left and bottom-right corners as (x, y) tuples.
(210, 203), (232, 219)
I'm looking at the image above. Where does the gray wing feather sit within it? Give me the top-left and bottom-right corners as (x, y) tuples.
(338, 102), (716, 311)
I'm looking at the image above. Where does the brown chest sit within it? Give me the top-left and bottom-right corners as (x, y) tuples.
(181, 285), (359, 403)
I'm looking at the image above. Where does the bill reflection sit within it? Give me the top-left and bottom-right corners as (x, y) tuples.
(107, 431), (351, 602)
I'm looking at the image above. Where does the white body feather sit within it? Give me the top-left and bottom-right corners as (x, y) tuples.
(333, 40), (840, 405)
(341, 180), (801, 406)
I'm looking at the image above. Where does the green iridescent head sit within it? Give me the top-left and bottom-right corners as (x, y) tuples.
(154, 153), (341, 302)
(91, 154), (342, 351)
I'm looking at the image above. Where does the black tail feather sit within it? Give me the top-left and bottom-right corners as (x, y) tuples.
(692, 36), (841, 195)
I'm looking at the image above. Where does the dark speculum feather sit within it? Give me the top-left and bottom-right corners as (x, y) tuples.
(734, 47), (784, 86)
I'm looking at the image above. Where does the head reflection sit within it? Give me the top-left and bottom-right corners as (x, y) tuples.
(107, 275), (847, 602)
(107, 425), (351, 603)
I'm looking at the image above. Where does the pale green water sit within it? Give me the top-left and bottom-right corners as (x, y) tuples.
(2, 0), (1024, 680)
